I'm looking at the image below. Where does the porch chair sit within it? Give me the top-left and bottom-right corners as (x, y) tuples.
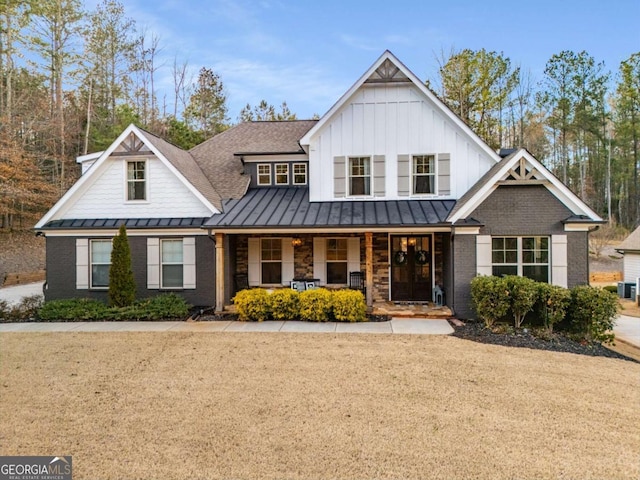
(349, 271), (366, 296)
(290, 280), (306, 292)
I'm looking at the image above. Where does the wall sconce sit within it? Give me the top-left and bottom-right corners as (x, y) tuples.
(408, 237), (417, 247)
(291, 237), (303, 248)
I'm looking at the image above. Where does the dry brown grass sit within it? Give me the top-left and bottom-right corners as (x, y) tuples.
(1, 332), (638, 480)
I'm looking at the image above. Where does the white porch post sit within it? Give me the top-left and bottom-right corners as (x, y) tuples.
(365, 232), (373, 306)
(215, 232), (225, 312)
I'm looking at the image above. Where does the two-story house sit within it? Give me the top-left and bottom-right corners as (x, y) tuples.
(35, 51), (602, 318)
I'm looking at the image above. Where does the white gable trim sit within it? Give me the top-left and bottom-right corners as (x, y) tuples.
(299, 50), (501, 164)
(35, 124), (218, 229)
(448, 149), (603, 223)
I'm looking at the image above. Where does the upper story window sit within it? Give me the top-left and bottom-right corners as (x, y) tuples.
(492, 236), (549, 283)
(161, 239), (183, 288)
(275, 164), (289, 185)
(127, 160), (146, 201)
(349, 157), (371, 196)
(293, 163), (307, 185)
(257, 164), (271, 185)
(413, 155), (435, 195)
(90, 239), (112, 288)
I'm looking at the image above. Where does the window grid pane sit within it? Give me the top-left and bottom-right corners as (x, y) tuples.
(412, 155), (435, 194)
(275, 164), (289, 185)
(491, 236), (549, 283)
(161, 239), (183, 288)
(91, 240), (112, 288)
(293, 164), (307, 184)
(261, 239), (282, 284)
(349, 157), (371, 196)
(127, 161), (146, 200)
(258, 164), (271, 185)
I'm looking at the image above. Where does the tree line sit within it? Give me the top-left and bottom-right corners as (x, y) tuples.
(0, 0), (638, 229)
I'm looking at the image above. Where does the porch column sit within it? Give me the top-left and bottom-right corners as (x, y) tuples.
(365, 232), (373, 306)
(215, 232), (225, 312)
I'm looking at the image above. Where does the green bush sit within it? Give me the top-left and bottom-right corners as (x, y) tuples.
(568, 285), (619, 344)
(470, 276), (510, 328)
(0, 295), (44, 322)
(38, 298), (117, 321)
(117, 293), (190, 320)
(332, 289), (366, 322)
(233, 288), (271, 321)
(37, 294), (190, 322)
(299, 288), (333, 322)
(536, 283), (571, 333)
(269, 289), (300, 321)
(109, 224), (136, 307)
(504, 275), (538, 328)
(603, 285), (618, 294)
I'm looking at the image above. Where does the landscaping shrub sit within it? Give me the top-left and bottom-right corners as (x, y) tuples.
(332, 289), (366, 322)
(470, 276), (510, 328)
(36, 294), (190, 321)
(299, 288), (333, 322)
(0, 295), (44, 322)
(38, 298), (117, 321)
(536, 283), (571, 333)
(233, 288), (271, 321)
(504, 275), (538, 328)
(568, 285), (619, 344)
(109, 224), (136, 307)
(603, 285), (618, 294)
(269, 289), (300, 321)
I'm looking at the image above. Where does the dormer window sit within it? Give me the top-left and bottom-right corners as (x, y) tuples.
(349, 157), (371, 196)
(275, 164), (289, 185)
(293, 163), (307, 185)
(257, 164), (271, 185)
(127, 160), (146, 200)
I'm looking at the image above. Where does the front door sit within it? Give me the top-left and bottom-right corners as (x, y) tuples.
(391, 235), (432, 302)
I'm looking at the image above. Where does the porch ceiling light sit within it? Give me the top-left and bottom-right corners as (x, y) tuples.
(291, 237), (303, 248)
(408, 237), (417, 247)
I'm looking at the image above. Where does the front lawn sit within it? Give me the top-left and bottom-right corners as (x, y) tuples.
(0, 332), (638, 479)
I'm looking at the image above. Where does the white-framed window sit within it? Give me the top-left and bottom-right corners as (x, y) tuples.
(326, 238), (348, 284)
(161, 239), (184, 288)
(492, 236), (549, 283)
(257, 164), (271, 185)
(349, 156), (371, 196)
(90, 239), (112, 288)
(261, 238), (282, 284)
(293, 163), (307, 185)
(275, 163), (289, 185)
(127, 160), (146, 200)
(412, 155), (436, 195)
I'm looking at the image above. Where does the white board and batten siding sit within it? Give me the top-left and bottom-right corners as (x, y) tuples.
(61, 155), (213, 219)
(623, 253), (640, 288)
(475, 234), (568, 287)
(307, 85), (496, 202)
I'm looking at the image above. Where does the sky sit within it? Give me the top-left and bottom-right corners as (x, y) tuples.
(91, 0), (640, 121)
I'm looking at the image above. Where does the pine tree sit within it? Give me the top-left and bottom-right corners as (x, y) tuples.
(109, 224), (136, 306)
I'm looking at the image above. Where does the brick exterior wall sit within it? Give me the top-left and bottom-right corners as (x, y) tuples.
(45, 234), (215, 307)
(452, 184), (591, 319)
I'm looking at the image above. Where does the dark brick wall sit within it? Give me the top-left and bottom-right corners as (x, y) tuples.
(45, 234), (216, 307)
(452, 185), (591, 319)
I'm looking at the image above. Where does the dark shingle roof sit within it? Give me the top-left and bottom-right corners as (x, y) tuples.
(204, 188), (455, 229)
(190, 121), (317, 201)
(40, 218), (209, 230)
(139, 129), (222, 211)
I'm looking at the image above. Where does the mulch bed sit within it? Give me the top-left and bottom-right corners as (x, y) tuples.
(449, 320), (638, 363)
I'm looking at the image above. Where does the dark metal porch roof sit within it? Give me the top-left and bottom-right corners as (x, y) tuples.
(204, 188), (455, 230)
(40, 217), (209, 230)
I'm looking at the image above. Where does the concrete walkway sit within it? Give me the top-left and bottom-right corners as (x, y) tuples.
(0, 318), (454, 335)
(614, 315), (640, 348)
(0, 281), (43, 304)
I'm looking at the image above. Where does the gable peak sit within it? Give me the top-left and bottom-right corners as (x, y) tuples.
(365, 57), (410, 84)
